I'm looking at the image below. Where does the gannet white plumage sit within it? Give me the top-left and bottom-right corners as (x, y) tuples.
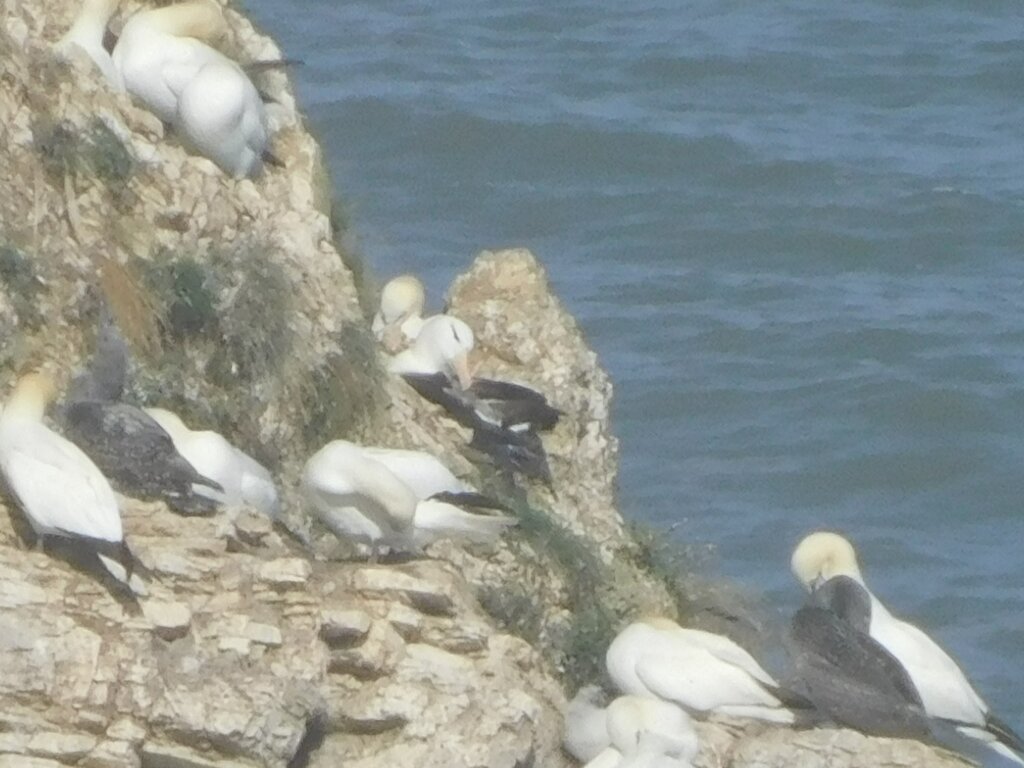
(175, 55), (270, 178)
(791, 531), (1024, 764)
(144, 407), (279, 519)
(604, 695), (699, 764)
(301, 440), (516, 558)
(56, 0), (123, 89)
(0, 373), (142, 593)
(112, 1), (228, 122)
(372, 274), (426, 352)
(565, 687), (699, 768)
(112, 0), (269, 177)
(606, 617), (806, 724)
(564, 685), (612, 764)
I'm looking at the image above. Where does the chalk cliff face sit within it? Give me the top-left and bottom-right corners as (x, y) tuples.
(0, 2), (976, 767)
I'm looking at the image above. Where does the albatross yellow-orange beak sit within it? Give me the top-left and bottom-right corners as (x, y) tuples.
(452, 351), (473, 390)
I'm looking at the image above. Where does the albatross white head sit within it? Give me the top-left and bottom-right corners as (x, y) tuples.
(2, 372), (58, 423)
(391, 314), (475, 388)
(791, 531), (865, 592)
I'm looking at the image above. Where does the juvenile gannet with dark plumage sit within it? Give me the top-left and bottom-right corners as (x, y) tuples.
(0, 373), (143, 594)
(791, 531), (1024, 765)
(606, 617), (809, 724)
(144, 407), (280, 519)
(56, 0), (123, 89)
(789, 577), (931, 738)
(301, 440), (516, 559)
(372, 274), (426, 352)
(61, 313), (223, 515)
(112, 0), (270, 177)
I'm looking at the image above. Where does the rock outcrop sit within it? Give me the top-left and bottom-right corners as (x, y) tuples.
(0, 1), (984, 767)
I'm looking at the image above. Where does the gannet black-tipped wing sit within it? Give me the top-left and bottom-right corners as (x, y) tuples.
(427, 490), (513, 514)
(790, 604), (930, 738)
(63, 401), (223, 514)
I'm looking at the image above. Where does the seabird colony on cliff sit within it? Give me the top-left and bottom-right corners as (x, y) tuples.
(29, 4), (1024, 762)
(377, 274), (561, 485)
(561, 535), (1024, 767)
(56, 0), (275, 178)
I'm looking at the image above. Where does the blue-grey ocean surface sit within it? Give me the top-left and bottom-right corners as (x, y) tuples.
(246, 0), (1024, 724)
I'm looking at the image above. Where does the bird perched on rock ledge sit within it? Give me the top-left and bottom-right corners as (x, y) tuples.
(0, 372), (144, 595)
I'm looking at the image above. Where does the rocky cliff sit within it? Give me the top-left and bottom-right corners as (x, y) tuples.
(0, 1), (976, 767)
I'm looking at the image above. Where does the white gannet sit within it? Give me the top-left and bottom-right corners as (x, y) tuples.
(791, 531), (1024, 764)
(606, 617), (807, 724)
(301, 440), (516, 558)
(144, 407), (280, 519)
(0, 373), (142, 593)
(112, 1), (270, 177)
(564, 685), (612, 764)
(174, 55), (270, 178)
(112, 1), (228, 123)
(56, 0), (123, 90)
(372, 274), (427, 352)
(605, 695), (699, 764)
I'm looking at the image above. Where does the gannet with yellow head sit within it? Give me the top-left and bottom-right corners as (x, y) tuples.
(791, 531), (1024, 765)
(372, 274), (427, 352)
(0, 373), (142, 593)
(56, 0), (123, 89)
(112, 0), (269, 177)
(301, 439), (515, 560)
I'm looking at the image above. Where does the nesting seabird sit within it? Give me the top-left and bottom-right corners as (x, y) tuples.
(791, 531), (1024, 765)
(390, 314), (561, 432)
(0, 373), (143, 594)
(372, 274), (426, 352)
(389, 314), (559, 483)
(56, 0), (123, 89)
(301, 440), (517, 559)
(564, 685), (613, 764)
(606, 616), (808, 724)
(144, 407), (280, 519)
(789, 577), (931, 738)
(112, 1), (270, 177)
(61, 314), (223, 515)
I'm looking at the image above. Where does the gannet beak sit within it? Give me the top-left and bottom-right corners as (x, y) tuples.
(453, 351), (473, 390)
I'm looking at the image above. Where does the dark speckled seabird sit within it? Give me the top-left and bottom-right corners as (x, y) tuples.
(789, 576), (931, 739)
(61, 309), (223, 515)
(792, 532), (1024, 766)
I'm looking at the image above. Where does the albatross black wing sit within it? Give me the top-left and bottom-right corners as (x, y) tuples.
(400, 372), (480, 428)
(469, 423), (553, 487)
(469, 378), (562, 431)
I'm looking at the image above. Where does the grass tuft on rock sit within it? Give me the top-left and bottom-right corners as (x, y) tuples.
(0, 245), (43, 329)
(302, 323), (385, 449)
(33, 117), (135, 205)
